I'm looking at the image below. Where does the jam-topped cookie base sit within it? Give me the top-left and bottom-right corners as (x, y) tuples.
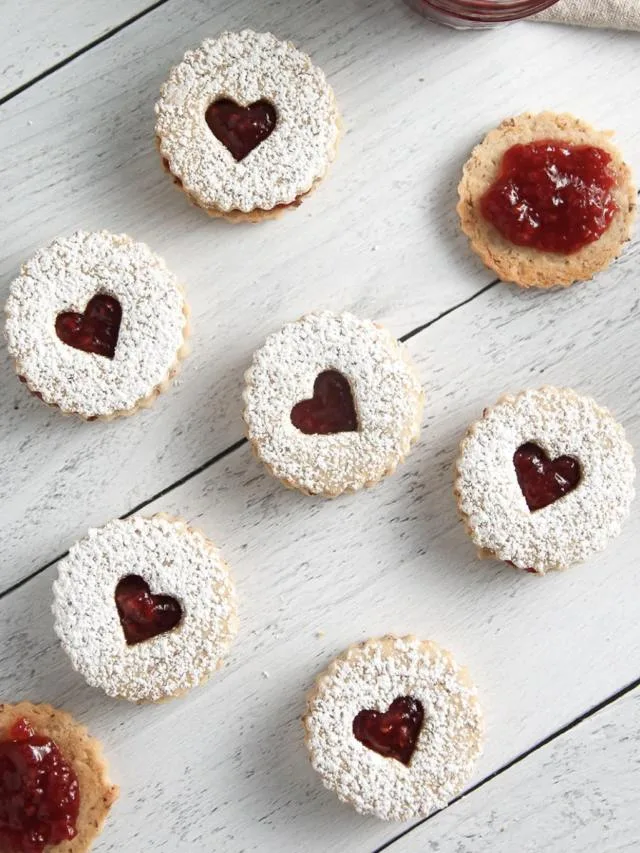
(481, 140), (618, 254)
(0, 717), (80, 853)
(457, 113), (637, 288)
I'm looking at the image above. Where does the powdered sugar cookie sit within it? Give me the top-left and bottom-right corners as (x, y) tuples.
(455, 387), (635, 574)
(304, 636), (483, 821)
(457, 112), (636, 288)
(155, 30), (341, 222)
(243, 312), (424, 496)
(5, 231), (189, 419)
(53, 515), (238, 703)
(0, 701), (118, 853)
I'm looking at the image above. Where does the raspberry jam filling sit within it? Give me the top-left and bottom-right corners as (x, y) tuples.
(480, 140), (618, 254)
(56, 294), (122, 359)
(514, 442), (581, 512)
(205, 98), (277, 162)
(290, 370), (358, 435)
(0, 717), (80, 853)
(352, 696), (424, 766)
(115, 575), (182, 645)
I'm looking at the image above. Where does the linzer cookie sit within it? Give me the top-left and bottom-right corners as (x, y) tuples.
(0, 702), (118, 853)
(304, 636), (483, 821)
(243, 311), (424, 496)
(53, 515), (238, 703)
(457, 112), (636, 287)
(155, 30), (341, 221)
(455, 387), (635, 574)
(5, 231), (189, 419)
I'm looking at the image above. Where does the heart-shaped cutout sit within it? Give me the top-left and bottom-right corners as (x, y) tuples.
(352, 696), (424, 766)
(55, 294), (121, 359)
(115, 575), (182, 646)
(514, 442), (581, 512)
(205, 98), (277, 162)
(290, 370), (358, 435)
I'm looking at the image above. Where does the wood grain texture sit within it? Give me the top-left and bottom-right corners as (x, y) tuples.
(1, 0), (156, 98)
(1, 0), (640, 592)
(387, 685), (640, 853)
(1, 266), (639, 851)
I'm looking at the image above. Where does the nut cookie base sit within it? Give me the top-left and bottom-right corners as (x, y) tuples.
(0, 702), (118, 853)
(242, 323), (424, 497)
(82, 513), (238, 705)
(457, 112), (637, 289)
(10, 303), (190, 422)
(303, 635), (483, 820)
(156, 108), (342, 223)
(453, 387), (634, 575)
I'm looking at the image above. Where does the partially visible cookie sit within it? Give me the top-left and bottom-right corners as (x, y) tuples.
(0, 701), (118, 853)
(53, 514), (238, 703)
(4, 231), (189, 419)
(304, 636), (483, 821)
(457, 112), (636, 288)
(455, 387), (636, 574)
(155, 30), (340, 222)
(243, 311), (424, 496)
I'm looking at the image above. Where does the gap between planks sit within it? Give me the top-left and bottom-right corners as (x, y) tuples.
(0, 277), (500, 602)
(0, 0), (174, 106)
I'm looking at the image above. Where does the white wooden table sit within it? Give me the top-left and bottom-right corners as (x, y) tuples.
(1, 2), (639, 851)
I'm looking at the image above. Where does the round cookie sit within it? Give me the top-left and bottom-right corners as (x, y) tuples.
(455, 387), (635, 574)
(457, 112), (636, 288)
(155, 30), (341, 221)
(304, 636), (483, 821)
(0, 701), (118, 853)
(5, 231), (189, 419)
(53, 514), (238, 703)
(243, 311), (424, 496)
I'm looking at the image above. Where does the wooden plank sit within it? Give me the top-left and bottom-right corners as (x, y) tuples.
(1, 262), (639, 851)
(1, 0), (155, 98)
(1, 0), (640, 591)
(387, 685), (640, 853)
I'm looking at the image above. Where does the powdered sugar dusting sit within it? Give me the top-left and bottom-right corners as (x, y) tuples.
(53, 515), (237, 703)
(456, 387), (635, 573)
(304, 636), (483, 821)
(155, 30), (340, 213)
(243, 312), (424, 495)
(5, 231), (187, 418)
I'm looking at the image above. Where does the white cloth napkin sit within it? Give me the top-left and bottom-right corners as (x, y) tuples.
(533, 0), (640, 30)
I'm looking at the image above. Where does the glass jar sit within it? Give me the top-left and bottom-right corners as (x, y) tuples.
(406, 0), (560, 28)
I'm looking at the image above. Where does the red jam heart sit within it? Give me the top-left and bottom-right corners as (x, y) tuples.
(290, 371), (358, 435)
(0, 717), (80, 853)
(55, 294), (122, 359)
(352, 696), (424, 766)
(514, 442), (581, 512)
(115, 575), (182, 646)
(205, 98), (277, 162)
(481, 140), (618, 254)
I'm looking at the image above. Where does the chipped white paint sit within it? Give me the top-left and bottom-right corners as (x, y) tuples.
(1, 0), (640, 850)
